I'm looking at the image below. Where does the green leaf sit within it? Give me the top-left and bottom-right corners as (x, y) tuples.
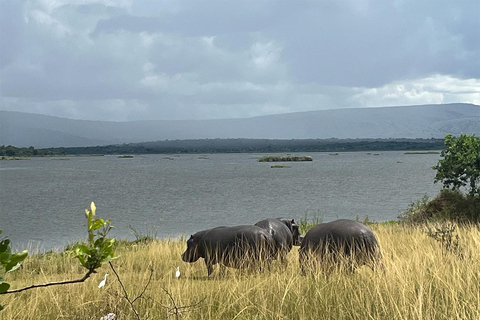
(5, 250), (28, 273)
(74, 244), (90, 255)
(0, 252), (10, 265)
(90, 219), (105, 231)
(0, 282), (10, 294)
(0, 239), (10, 254)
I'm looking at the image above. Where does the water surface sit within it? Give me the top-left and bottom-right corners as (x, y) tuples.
(0, 152), (441, 250)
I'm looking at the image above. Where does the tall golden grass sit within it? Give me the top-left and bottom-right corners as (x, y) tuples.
(2, 223), (479, 320)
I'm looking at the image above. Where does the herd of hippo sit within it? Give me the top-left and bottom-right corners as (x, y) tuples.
(181, 218), (384, 276)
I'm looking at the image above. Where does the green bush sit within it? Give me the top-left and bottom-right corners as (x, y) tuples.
(399, 189), (480, 224)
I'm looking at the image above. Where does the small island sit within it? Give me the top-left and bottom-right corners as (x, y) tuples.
(258, 155), (313, 162)
(271, 165), (291, 168)
(404, 151), (441, 155)
(0, 156), (30, 160)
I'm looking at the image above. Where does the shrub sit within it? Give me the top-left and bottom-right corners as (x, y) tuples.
(399, 189), (480, 224)
(426, 223), (463, 258)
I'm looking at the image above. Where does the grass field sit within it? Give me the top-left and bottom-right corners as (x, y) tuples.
(2, 223), (480, 320)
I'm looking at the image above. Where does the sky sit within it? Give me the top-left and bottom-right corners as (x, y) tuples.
(0, 0), (479, 121)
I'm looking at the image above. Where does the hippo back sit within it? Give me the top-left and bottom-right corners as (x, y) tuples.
(255, 218), (293, 254)
(301, 219), (379, 253)
(299, 219), (383, 272)
(198, 225), (275, 270)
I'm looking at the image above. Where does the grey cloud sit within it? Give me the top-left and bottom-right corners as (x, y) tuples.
(272, 1), (479, 87)
(0, 0), (478, 121)
(0, 0), (25, 68)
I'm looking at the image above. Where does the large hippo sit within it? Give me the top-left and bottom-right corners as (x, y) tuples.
(181, 225), (275, 276)
(254, 218), (302, 262)
(298, 219), (384, 273)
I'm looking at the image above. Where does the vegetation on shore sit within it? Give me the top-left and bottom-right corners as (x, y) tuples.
(399, 189), (480, 224)
(400, 134), (479, 224)
(404, 151), (440, 154)
(1, 138), (445, 157)
(0, 156), (30, 160)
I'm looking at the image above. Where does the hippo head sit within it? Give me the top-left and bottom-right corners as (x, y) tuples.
(290, 220), (302, 246)
(181, 234), (202, 263)
(277, 218), (302, 246)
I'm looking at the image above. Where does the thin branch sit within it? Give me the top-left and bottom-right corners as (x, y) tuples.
(162, 287), (178, 311)
(132, 266), (154, 304)
(108, 261), (142, 320)
(148, 289), (206, 319)
(0, 269), (95, 295)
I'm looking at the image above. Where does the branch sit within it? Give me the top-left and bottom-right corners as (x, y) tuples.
(148, 288), (206, 319)
(0, 269), (95, 295)
(108, 261), (148, 320)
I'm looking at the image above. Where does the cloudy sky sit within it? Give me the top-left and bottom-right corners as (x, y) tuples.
(1, 0), (479, 121)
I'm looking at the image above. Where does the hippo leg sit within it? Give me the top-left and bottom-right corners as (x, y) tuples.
(369, 252), (386, 273)
(279, 250), (288, 265)
(206, 261), (215, 276)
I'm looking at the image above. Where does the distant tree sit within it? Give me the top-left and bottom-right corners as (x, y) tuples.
(433, 134), (480, 197)
(5, 146), (15, 157)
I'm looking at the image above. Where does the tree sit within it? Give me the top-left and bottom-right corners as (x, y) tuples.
(433, 134), (480, 197)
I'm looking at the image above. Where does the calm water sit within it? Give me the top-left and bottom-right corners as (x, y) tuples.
(0, 152), (441, 250)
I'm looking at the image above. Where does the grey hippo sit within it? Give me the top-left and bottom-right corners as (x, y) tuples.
(298, 219), (384, 274)
(254, 218), (302, 262)
(181, 225), (275, 276)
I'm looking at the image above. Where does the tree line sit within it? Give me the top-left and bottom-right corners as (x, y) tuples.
(1, 138), (446, 156)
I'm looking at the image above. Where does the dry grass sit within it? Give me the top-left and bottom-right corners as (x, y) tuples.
(2, 224), (480, 320)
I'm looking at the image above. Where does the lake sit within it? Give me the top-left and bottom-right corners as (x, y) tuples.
(0, 152), (442, 251)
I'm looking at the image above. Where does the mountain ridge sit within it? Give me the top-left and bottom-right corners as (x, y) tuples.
(1, 103), (479, 148)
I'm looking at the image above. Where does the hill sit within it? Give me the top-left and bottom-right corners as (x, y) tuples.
(0, 103), (478, 148)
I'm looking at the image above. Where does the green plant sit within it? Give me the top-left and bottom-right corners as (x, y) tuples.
(74, 202), (117, 271)
(426, 223), (463, 258)
(0, 231), (28, 310)
(298, 214), (322, 235)
(0, 202), (117, 299)
(128, 224), (158, 245)
(433, 134), (480, 197)
(398, 194), (432, 224)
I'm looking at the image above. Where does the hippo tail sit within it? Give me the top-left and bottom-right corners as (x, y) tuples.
(260, 232), (276, 259)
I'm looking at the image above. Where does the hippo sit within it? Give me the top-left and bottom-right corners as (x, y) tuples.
(181, 225), (275, 276)
(298, 219), (384, 274)
(254, 218), (302, 262)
